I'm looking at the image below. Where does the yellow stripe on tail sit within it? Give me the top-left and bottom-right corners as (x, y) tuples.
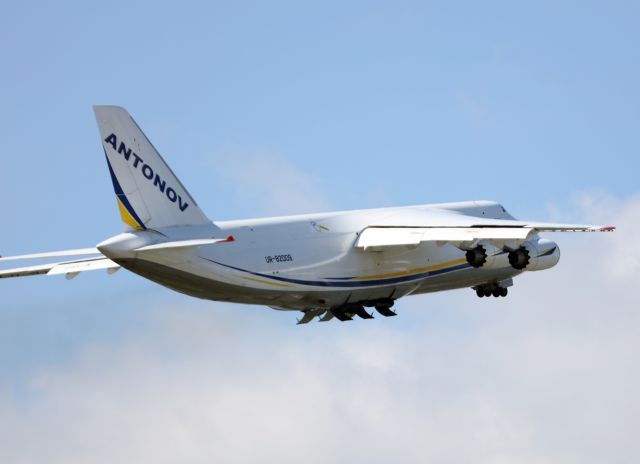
(116, 197), (144, 231)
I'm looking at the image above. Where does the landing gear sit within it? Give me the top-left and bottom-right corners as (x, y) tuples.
(474, 283), (508, 298)
(330, 306), (354, 321)
(374, 302), (397, 317)
(330, 302), (377, 321)
(354, 305), (375, 319)
(315, 298), (397, 323)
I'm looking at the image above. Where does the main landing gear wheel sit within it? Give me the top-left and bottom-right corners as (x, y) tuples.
(474, 284), (508, 298)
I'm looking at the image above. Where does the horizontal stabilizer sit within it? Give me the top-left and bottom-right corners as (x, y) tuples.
(47, 258), (120, 276)
(0, 248), (100, 262)
(134, 236), (234, 252)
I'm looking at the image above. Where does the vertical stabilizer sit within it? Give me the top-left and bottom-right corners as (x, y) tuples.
(93, 106), (210, 230)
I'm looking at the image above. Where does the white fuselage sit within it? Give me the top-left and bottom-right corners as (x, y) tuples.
(97, 200), (557, 311)
(3, 106), (606, 319)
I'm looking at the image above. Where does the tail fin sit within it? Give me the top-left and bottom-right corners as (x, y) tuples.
(93, 106), (209, 230)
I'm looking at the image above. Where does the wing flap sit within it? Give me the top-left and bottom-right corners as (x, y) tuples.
(356, 228), (426, 250)
(356, 227), (535, 251)
(356, 222), (614, 251)
(421, 227), (534, 241)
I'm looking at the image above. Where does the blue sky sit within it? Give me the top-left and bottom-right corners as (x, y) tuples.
(1, 2), (639, 462)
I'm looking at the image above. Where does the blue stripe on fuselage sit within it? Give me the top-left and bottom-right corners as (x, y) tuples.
(203, 258), (472, 288)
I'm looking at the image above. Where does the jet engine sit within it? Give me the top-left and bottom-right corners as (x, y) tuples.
(508, 238), (560, 271)
(464, 243), (510, 269)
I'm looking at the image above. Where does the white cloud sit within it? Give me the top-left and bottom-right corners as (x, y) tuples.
(209, 147), (331, 216)
(0, 193), (639, 463)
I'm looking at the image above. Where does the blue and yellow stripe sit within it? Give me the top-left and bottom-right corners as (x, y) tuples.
(104, 153), (146, 230)
(204, 257), (471, 288)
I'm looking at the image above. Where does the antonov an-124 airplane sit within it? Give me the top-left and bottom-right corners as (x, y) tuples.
(0, 106), (615, 323)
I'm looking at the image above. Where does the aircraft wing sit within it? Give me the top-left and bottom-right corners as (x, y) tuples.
(355, 221), (615, 251)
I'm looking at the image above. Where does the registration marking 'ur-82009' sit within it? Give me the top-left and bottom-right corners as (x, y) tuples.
(265, 254), (293, 264)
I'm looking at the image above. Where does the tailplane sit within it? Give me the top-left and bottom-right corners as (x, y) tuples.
(93, 105), (210, 230)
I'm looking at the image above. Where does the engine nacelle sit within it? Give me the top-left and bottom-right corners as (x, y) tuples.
(465, 243), (510, 269)
(508, 238), (560, 271)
